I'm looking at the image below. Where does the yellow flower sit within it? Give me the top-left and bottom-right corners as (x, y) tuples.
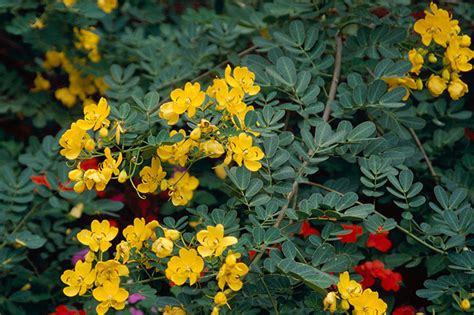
(77, 97), (110, 131)
(60, 261), (96, 297)
(198, 119), (218, 133)
(77, 219), (118, 252)
(211, 307), (220, 315)
(461, 299), (471, 311)
(216, 251), (249, 291)
(206, 78), (227, 98)
(200, 139), (225, 158)
(162, 305), (187, 315)
(165, 248), (204, 286)
(413, 2), (458, 47)
(118, 170), (128, 183)
(31, 18), (45, 29)
(427, 74), (448, 97)
(337, 271), (362, 300)
(74, 28), (101, 62)
(115, 241), (131, 263)
(123, 218), (158, 250)
(69, 203), (84, 219)
(163, 228), (181, 241)
(31, 73), (50, 92)
(445, 36), (473, 73)
(97, 0), (117, 13)
(408, 48), (424, 75)
(214, 164), (227, 180)
(152, 237), (174, 258)
(137, 157), (167, 194)
(196, 224), (237, 258)
(323, 291), (338, 314)
(82, 168), (112, 192)
(102, 147), (122, 176)
(95, 260), (129, 286)
(55, 87), (77, 107)
(161, 171), (199, 206)
(382, 77), (420, 101)
(43, 50), (64, 69)
(59, 122), (90, 160)
(92, 281), (129, 315)
(225, 65), (260, 96)
(214, 292), (228, 306)
(159, 82), (205, 125)
(226, 133), (264, 172)
(215, 83), (247, 115)
(156, 130), (195, 167)
(63, 0), (76, 7)
(448, 75), (469, 100)
(349, 289), (387, 315)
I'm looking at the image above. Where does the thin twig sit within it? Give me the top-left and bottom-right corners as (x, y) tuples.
(252, 34), (343, 266)
(408, 127), (438, 181)
(149, 45), (257, 115)
(322, 35), (343, 122)
(304, 181), (446, 255)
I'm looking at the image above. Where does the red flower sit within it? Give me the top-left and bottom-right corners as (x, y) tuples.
(354, 260), (386, 288)
(31, 175), (52, 189)
(367, 230), (392, 252)
(50, 305), (85, 315)
(337, 224), (363, 243)
(80, 157), (98, 170)
(380, 269), (403, 292)
(108, 219), (119, 228)
(299, 220), (320, 237)
(465, 128), (474, 141)
(393, 305), (416, 315)
(249, 250), (257, 260)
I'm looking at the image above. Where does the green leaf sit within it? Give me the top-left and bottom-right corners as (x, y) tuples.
(347, 122), (375, 141)
(289, 20), (305, 46)
(277, 259), (337, 293)
(276, 57), (297, 86)
(11, 231), (46, 249)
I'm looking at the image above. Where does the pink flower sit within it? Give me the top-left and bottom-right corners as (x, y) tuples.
(128, 293), (146, 304)
(130, 307), (144, 315)
(71, 248), (89, 266)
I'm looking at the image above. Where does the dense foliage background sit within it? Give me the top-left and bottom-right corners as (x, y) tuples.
(0, 0), (473, 314)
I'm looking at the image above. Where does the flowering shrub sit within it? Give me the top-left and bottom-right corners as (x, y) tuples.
(1, 1), (473, 315)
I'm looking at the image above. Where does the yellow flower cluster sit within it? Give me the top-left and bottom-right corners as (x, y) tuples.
(323, 272), (387, 314)
(61, 220), (129, 315)
(62, 220), (248, 315)
(33, 50), (108, 107)
(383, 3), (472, 102)
(63, 0), (118, 14)
(157, 65), (264, 173)
(74, 27), (101, 62)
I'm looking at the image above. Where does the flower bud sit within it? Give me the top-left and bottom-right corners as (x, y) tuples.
(416, 78), (423, 90)
(68, 169), (83, 181)
(118, 170), (128, 183)
(461, 299), (471, 311)
(85, 139), (95, 152)
(190, 127), (201, 140)
(152, 237), (174, 258)
(460, 35), (471, 47)
(428, 53), (437, 63)
(441, 69), (450, 81)
(164, 228), (181, 241)
(99, 127), (108, 138)
(73, 181), (86, 193)
(214, 292), (227, 306)
(69, 203), (84, 219)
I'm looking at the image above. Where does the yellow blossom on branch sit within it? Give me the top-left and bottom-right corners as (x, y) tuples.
(94, 260), (129, 286)
(77, 219), (119, 252)
(426, 74), (448, 97)
(337, 271), (362, 300)
(31, 73), (50, 92)
(225, 64), (260, 96)
(448, 74), (469, 100)
(159, 82), (205, 125)
(445, 35), (474, 73)
(156, 130), (195, 166)
(60, 261), (96, 297)
(225, 133), (264, 172)
(382, 76), (421, 101)
(161, 171), (199, 206)
(216, 251), (249, 291)
(348, 288), (387, 315)
(97, 0), (118, 13)
(152, 237), (174, 258)
(77, 97), (111, 131)
(413, 2), (459, 47)
(196, 224), (237, 258)
(123, 218), (159, 250)
(408, 48), (425, 75)
(162, 305), (187, 315)
(165, 248), (204, 286)
(59, 122), (91, 160)
(323, 291), (338, 314)
(92, 281), (129, 315)
(137, 157), (167, 194)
